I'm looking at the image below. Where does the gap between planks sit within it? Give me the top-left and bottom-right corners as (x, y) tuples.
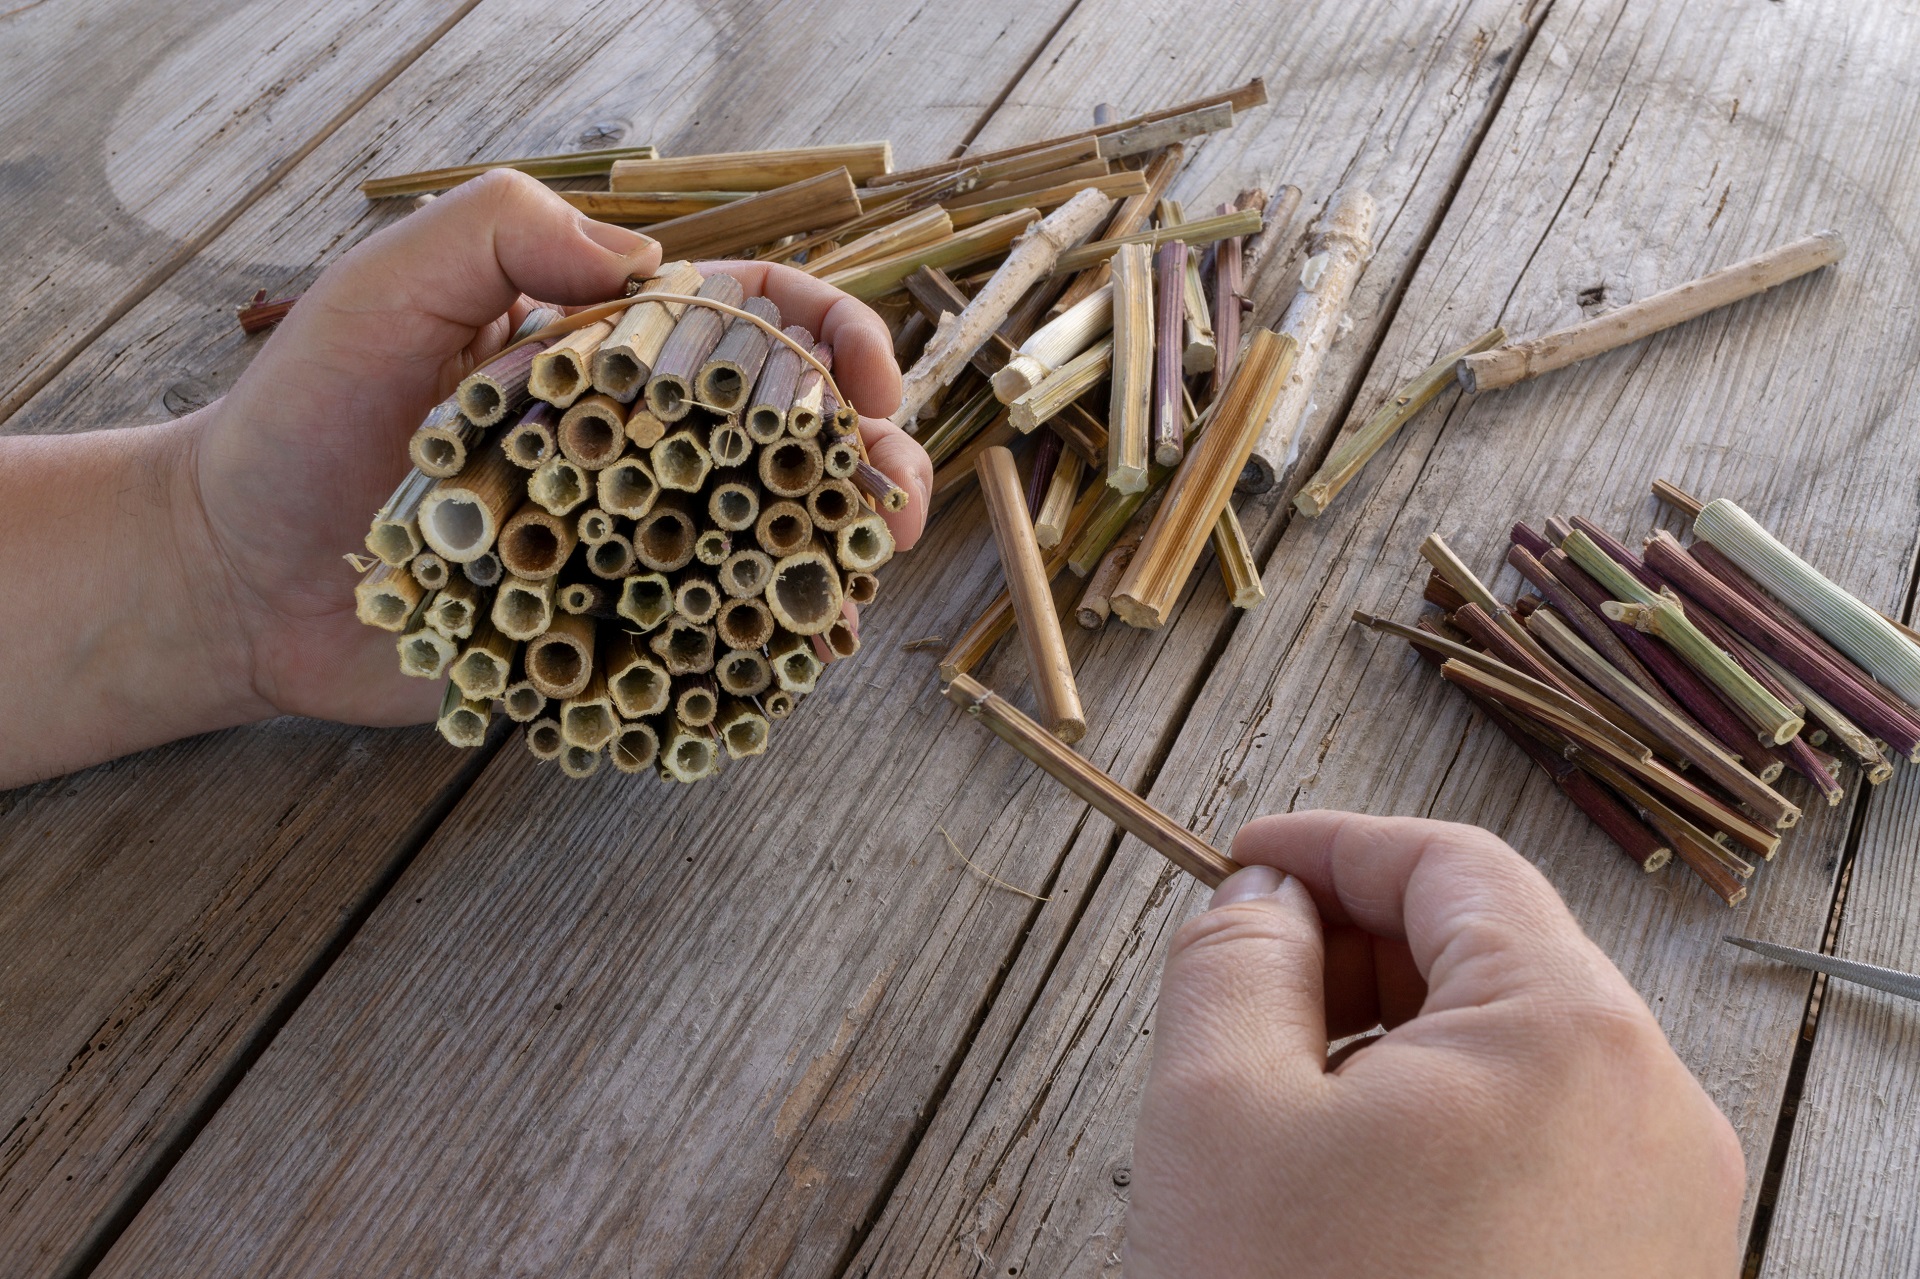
(58, 725), (511, 1279)
(0, 0), (489, 428)
(828, 12), (1561, 1269)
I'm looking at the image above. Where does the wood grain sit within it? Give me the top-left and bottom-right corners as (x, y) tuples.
(61, 1), (1540, 1276)
(0, 0), (481, 425)
(1760, 762), (1920, 1278)
(1, 0), (1092, 1270)
(852, 0), (1920, 1272)
(0, 723), (493, 1279)
(0, 0), (1084, 1274)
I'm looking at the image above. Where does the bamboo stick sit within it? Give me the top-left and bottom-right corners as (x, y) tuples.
(720, 549), (772, 599)
(786, 339), (833, 438)
(770, 632), (824, 694)
(503, 675), (546, 724)
(530, 321), (615, 408)
(1692, 495), (1920, 706)
(610, 720), (661, 774)
(674, 675), (720, 729)
(1049, 146), (1186, 317)
(354, 564), (425, 633)
(895, 189), (1112, 426)
(418, 443), (520, 563)
(801, 207), (953, 278)
(1213, 506), (1263, 608)
(589, 261), (704, 402)
(645, 274), (746, 420)
(744, 325), (810, 442)
(557, 394), (628, 469)
(717, 700), (771, 759)
(716, 648), (773, 697)
(1293, 326), (1505, 515)
(1208, 196), (1252, 402)
(946, 171), (1145, 229)
(835, 515), (895, 573)
(559, 743), (605, 780)
(436, 683), (492, 749)
(526, 455), (587, 517)
(699, 295), (783, 413)
(993, 285), (1113, 403)
(674, 575), (722, 624)
(1240, 188), (1374, 494)
(1457, 231), (1846, 393)
(1009, 337), (1113, 433)
(633, 491), (697, 571)
(1110, 330), (1295, 627)
(1525, 607), (1799, 828)
(1035, 449), (1087, 549)
(1107, 242), (1154, 492)
(822, 207), (1037, 300)
(1439, 659), (1782, 855)
(522, 610), (592, 698)
(1642, 531), (1920, 760)
(525, 717), (564, 761)
(1050, 209), (1263, 277)
(881, 78), (1267, 187)
(397, 608), (458, 677)
(845, 571), (879, 605)
(640, 168), (863, 259)
(408, 400), (478, 478)
(410, 553), (449, 590)
(594, 457), (657, 521)
(1098, 102), (1236, 162)
(944, 673), (1240, 886)
(650, 618), (717, 676)
(463, 552), (503, 588)
(455, 340), (545, 427)
(561, 662), (616, 750)
(806, 476), (863, 531)
(501, 402), (557, 469)
(941, 157), (1110, 209)
(609, 143), (892, 192)
(365, 470), (432, 567)
(766, 543), (844, 636)
(558, 191), (746, 222)
(1150, 240), (1187, 468)
(941, 483), (1104, 677)
(978, 447), (1087, 743)
(1537, 545), (1785, 778)
(1563, 530), (1804, 744)
(609, 635), (671, 717)
(360, 144), (657, 199)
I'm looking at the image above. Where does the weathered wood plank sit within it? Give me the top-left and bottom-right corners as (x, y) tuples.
(852, 0), (1920, 1272)
(0, 0), (481, 425)
(66, 2), (1538, 1277)
(0, 723), (496, 1279)
(0, 0), (1091, 1271)
(1762, 787), (1920, 1267)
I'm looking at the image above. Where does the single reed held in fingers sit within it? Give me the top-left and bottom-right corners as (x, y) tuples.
(355, 275), (905, 784)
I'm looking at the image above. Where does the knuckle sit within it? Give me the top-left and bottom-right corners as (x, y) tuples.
(1169, 900), (1308, 964)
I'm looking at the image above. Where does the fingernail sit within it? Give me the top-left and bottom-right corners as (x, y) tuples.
(579, 217), (658, 261)
(1209, 864), (1284, 909)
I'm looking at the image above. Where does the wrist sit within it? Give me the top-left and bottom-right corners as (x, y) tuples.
(146, 411), (280, 729)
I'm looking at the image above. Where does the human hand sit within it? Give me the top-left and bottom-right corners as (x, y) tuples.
(1127, 811), (1744, 1277)
(182, 170), (929, 726)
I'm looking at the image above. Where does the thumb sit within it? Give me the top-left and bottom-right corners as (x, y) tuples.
(282, 168), (662, 403)
(1152, 866), (1329, 1086)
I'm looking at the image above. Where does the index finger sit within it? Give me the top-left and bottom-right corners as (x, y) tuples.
(698, 260), (902, 419)
(1230, 810), (1614, 1014)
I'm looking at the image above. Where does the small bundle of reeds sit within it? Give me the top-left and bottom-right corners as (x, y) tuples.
(1353, 480), (1920, 905)
(355, 267), (897, 781)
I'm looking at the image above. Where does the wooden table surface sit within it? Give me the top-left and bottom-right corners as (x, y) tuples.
(4, 1), (1917, 1274)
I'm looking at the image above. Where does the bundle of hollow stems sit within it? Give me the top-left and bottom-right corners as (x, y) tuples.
(355, 265), (898, 782)
(1354, 481), (1920, 906)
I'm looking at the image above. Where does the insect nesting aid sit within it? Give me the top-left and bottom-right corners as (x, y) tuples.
(354, 263), (906, 782)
